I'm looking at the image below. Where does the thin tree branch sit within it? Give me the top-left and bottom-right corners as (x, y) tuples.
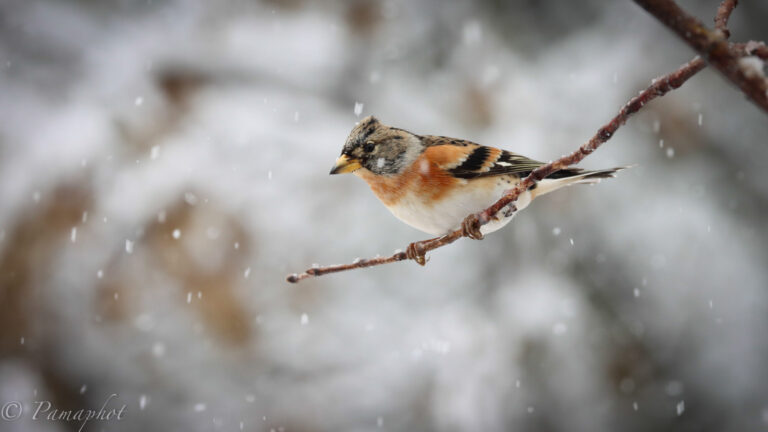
(474, 58), (707, 225)
(633, 0), (768, 113)
(286, 56), (706, 283)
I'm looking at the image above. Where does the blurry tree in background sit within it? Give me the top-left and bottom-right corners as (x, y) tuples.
(0, 1), (767, 431)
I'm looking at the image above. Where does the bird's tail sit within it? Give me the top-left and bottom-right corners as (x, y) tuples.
(530, 166), (631, 199)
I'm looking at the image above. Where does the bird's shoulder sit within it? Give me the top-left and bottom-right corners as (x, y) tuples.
(419, 135), (544, 179)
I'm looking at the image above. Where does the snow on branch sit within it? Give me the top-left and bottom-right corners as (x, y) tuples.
(734, 41), (768, 61)
(287, 0), (760, 283)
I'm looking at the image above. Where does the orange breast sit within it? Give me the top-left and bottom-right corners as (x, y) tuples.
(356, 154), (461, 207)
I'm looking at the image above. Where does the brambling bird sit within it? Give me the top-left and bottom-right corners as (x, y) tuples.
(330, 116), (625, 238)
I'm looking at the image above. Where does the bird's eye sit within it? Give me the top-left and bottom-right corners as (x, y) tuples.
(363, 141), (375, 152)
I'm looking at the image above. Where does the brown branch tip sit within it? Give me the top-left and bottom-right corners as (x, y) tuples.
(714, 0), (737, 37)
(634, 0), (767, 112)
(287, 0), (762, 283)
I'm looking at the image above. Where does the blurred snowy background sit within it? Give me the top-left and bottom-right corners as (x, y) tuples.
(1, 0), (767, 431)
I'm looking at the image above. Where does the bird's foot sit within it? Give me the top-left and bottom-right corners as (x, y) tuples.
(406, 241), (428, 266)
(461, 213), (484, 240)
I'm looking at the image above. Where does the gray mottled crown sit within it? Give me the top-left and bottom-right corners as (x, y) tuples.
(341, 116), (424, 175)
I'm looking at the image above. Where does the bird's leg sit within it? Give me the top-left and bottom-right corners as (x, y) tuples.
(461, 213), (484, 240)
(406, 240), (428, 266)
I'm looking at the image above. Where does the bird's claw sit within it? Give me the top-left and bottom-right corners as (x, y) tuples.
(406, 241), (428, 266)
(461, 213), (484, 240)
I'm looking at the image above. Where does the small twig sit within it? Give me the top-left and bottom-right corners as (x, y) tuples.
(287, 254), (409, 283)
(714, 0), (738, 37)
(633, 0), (768, 113)
(286, 56), (706, 283)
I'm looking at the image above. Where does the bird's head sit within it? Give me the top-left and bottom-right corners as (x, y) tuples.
(330, 116), (423, 176)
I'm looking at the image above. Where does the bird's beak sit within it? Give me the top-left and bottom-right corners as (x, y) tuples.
(329, 154), (362, 175)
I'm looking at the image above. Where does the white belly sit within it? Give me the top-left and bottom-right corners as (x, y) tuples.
(386, 180), (532, 236)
